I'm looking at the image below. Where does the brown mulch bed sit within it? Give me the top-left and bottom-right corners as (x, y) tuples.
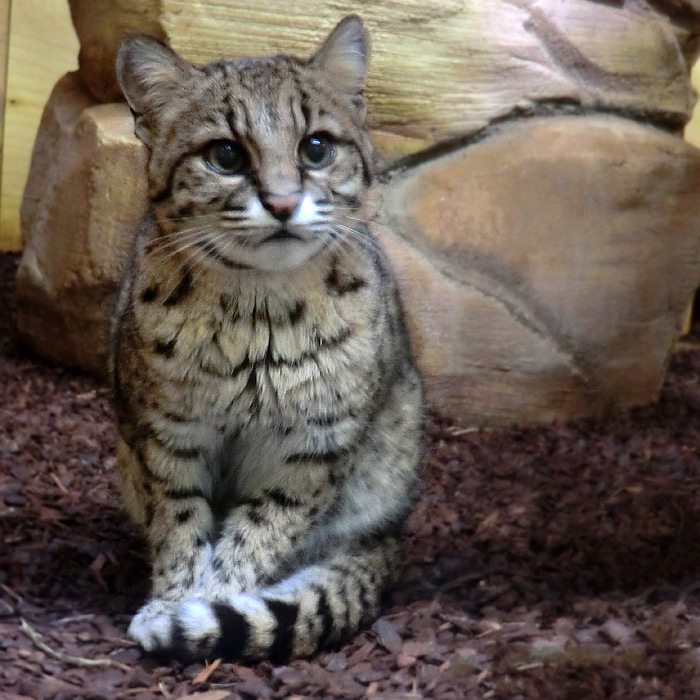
(2, 250), (700, 700)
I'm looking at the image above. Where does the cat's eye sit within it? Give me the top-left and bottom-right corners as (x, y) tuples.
(204, 140), (247, 175)
(299, 133), (335, 169)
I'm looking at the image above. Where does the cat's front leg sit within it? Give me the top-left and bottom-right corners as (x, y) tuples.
(146, 488), (215, 600)
(117, 436), (215, 600)
(128, 472), (334, 654)
(196, 462), (339, 599)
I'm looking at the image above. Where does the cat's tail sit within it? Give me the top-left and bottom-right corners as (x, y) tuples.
(131, 534), (401, 663)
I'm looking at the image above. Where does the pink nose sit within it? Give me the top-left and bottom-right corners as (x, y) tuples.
(261, 192), (302, 221)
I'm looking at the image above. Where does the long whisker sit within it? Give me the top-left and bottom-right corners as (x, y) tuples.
(331, 222), (383, 252)
(148, 229), (217, 265)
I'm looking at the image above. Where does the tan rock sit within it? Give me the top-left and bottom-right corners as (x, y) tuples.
(68, 0), (166, 103)
(16, 84), (700, 423)
(68, 0), (695, 143)
(378, 115), (700, 422)
(16, 72), (147, 375)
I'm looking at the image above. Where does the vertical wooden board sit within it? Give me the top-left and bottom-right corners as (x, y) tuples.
(684, 59), (700, 149)
(0, 0), (10, 224)
(682, 58), (700, 334)
(0, 0), (78, 251)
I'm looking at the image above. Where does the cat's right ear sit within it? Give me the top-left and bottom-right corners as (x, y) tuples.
(116, 35), (196, 143)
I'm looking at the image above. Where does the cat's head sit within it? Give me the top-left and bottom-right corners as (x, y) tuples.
(116, 16), (376, 272)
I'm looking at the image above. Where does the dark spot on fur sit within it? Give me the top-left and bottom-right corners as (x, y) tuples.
(223, 195), (246, 212)
(145, 501), (155, 527)
(266, 598), (300, 664)
(164, 268), (193, 306)
(325, 262), (366, 296)
(176, 509), (193, 524)
(312, 585), (335, 649)
(248, 509), (266, 526)
(287, 449), (348, 465)
(154, 338), (176, 358)
(288, 300), (306, 325)
(163, 487), (205, 500)
(245, 370), (258, 394)
(140, 285), (158, 303)
(265, 488), (304, 508)
(211, 602), (251, 660)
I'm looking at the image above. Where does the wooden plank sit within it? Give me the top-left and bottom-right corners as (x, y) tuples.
(0, 0), (11, 215)
(683, 59), (700, 333)
(0, 0), (78, 251)
(684, 60), (700, 149)
(71, 0), (694, 137)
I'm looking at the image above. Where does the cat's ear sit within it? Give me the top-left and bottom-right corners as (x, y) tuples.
(310, 15), (369, 97)
(116, 35), (196, 142)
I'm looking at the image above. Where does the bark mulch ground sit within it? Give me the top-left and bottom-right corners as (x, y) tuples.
(2, 251), (700, 699)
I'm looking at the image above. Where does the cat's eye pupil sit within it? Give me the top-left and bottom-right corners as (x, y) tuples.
(304, 137), (326, 163)
(216, 143), (238, 168)
(205, 141), (245, 174)
(300, 134), (334, 168)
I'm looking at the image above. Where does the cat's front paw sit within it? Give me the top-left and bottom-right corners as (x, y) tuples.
(129, 598), (222, 661)
(128, 599), (179, 653)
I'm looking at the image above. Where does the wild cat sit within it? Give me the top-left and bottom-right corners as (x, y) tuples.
(109, 15), (424, 663)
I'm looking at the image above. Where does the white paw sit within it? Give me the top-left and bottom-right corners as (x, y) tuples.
(178, 599), (219, 639)
(128, 599), (178, 652)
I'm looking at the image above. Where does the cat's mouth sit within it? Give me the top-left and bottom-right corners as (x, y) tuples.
(257, 227), (306, 246)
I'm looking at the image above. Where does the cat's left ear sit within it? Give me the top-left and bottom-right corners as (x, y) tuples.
(310, 15), (369, 99)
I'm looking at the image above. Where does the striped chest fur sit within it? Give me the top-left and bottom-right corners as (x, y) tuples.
(109, 15), (424, 664)
(115, 226), (394, 501)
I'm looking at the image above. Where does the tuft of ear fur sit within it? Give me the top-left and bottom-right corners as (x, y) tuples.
(310, 15), (369, 98)
(116, 35), (197, 144)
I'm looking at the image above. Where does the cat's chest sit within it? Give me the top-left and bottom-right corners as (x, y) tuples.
(143, 283), (377, 426)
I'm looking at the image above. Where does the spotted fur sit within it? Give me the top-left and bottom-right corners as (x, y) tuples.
(110, 15), (424, 663)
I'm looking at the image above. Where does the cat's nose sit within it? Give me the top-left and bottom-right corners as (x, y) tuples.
(261, 192), (302, 221)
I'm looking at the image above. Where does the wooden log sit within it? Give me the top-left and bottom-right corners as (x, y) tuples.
(0, 0), (78, 251)
(68, 0), (697, 144)
(0, 0), (10, 190)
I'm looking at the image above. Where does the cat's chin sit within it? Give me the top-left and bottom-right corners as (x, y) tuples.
(209, 237), (331, 273)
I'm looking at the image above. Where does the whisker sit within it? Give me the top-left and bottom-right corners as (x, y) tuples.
(147, 228), (217, 262)
(331, 222), (383, 252)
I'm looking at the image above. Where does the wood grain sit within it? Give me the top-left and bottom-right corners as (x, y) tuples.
(70, 0), (695, 138)
(0, 0), (78, 251)
(0, 0), (11, 229)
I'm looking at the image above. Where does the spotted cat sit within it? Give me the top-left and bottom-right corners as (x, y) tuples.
(109, 15), (424, 663)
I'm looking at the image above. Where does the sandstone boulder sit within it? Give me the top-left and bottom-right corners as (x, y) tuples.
(16, 73), (147, 375)
(15, 0), (700, 425)
(16, 76), (700, 422)
(378, 115), (700, 423)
